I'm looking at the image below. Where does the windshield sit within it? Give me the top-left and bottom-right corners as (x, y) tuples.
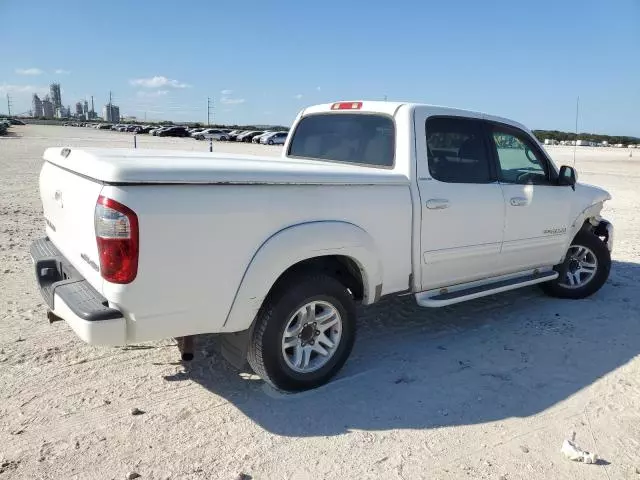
(288, 113), (395, 167)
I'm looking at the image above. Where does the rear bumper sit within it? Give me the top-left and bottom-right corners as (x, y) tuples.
(30, 237), (126, 345)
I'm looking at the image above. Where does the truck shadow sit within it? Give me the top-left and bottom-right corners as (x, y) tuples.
(174, 259), (640, 437)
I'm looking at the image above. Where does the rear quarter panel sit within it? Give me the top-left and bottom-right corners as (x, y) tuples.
(99, 183), (412, 342)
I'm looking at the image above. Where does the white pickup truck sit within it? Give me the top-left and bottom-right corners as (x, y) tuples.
(31, 101), (614, 391)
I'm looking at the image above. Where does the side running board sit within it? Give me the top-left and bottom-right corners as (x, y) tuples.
(415, 270), (558, 308)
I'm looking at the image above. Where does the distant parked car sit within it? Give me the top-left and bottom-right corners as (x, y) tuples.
(6, 118), (26, 125)
(136, 125), (156, 134)
(97, 124), (113, 130)
(252, 131), (273, 144)
(237, 131), (264, 143)
(192, 128), (216, 139)
(157, 126), (190, 137)
(194, 129), (229, 141)
(227, 130), (247, 141)
(261, 131), (288, 145)
(150, 127), (169, 136)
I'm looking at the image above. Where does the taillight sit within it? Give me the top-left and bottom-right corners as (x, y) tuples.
(95, 196), (139, 284)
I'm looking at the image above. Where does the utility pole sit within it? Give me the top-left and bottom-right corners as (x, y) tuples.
(108, 91), (113, 122)
(207, 97), (214, 126)
(6, 94), (12, 116)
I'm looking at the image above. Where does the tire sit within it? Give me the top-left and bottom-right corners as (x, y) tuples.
(247, 273), (356, 392)
(540, 230), (611, 299)
(268, 139), (274, 145)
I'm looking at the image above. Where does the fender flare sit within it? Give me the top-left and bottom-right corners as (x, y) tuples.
(221, 221), (382, 332)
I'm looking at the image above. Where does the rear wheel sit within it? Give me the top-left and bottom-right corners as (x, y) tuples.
(540, 230), (611, 299)
(247, 274), (356, 392)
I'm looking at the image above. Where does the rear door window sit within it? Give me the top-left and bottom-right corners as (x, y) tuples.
(288, 113), (395, 167)
(426, 117), (494, 183)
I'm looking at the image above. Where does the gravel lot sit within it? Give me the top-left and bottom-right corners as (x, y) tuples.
(1, 125), (639, 480)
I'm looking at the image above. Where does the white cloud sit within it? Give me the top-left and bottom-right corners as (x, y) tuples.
(221, 89), (233, 95)
(54, 69), (71, 75)
(130, 76), (190, 88)
(294, 94), (303, 100)
(16, 68), (43, 76)
(220, 96), (246, 105)
(136, 90), (169, 98)
(0, 83), (47, 94)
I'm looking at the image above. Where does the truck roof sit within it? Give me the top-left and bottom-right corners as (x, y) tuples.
(301, 101), (531, 134)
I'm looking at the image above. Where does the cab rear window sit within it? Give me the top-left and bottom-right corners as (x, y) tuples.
(288, 113), (395, 167)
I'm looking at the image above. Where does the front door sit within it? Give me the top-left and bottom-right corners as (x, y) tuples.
(486, 122), (573, 272)
(415, 113), (506, 290)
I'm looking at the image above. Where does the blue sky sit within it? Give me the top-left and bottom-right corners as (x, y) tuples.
(1, 0), (638, 135)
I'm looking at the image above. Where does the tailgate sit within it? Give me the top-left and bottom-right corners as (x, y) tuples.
(40, 161), (104, 292)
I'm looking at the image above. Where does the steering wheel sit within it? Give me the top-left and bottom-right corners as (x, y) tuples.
(517, 172), (534, 184)
(525, 148), (539, 164)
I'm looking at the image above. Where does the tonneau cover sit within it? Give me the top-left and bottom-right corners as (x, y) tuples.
(43, 147), (410, 185)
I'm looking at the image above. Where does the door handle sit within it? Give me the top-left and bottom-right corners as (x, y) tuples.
(510, 197), (528, 207)
(426, 199), (450, 210)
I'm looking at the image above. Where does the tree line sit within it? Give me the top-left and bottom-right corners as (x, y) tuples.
(532, 129), (639, 146)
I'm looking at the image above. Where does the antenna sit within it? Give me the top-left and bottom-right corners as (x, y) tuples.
(572, 96), (579, 167)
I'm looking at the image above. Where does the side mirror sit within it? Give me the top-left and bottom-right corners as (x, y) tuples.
(558, 165), (577, 190)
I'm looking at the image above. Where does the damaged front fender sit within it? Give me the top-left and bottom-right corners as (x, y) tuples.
(590, 217), (614, 253)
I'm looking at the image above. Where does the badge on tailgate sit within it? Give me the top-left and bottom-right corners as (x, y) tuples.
(54, 189), (63, 208)
(81, 253), (100, 272)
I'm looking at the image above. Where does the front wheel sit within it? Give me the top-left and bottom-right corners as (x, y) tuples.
(247, 274), (356, 392)
(268, 139), (274, 145)
(540, 230), (611, 299)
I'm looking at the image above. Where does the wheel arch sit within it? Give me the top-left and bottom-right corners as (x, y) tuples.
(221, 221), (382, 333)
(564, 201), (608, 252)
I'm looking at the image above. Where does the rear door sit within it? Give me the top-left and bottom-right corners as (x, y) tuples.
(415, 112), (505, 290)
(486, 122), (573, 271)
(40, 161), (104, 290)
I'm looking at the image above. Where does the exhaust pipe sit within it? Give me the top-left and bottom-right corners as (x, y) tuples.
(47, 310), (63, 324)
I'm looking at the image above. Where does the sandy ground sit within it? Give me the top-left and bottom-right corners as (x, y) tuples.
(1, 125), (639, 480)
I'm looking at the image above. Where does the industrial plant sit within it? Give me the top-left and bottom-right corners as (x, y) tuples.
(30, 83), (117, 121)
